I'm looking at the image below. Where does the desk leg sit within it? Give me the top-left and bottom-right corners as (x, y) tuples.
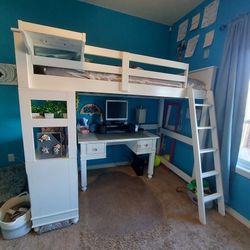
(148, 151), (155, 179)
(148, 140), (157, 179)
(80, 145), (87, 191)
(81, 159), (87, 191)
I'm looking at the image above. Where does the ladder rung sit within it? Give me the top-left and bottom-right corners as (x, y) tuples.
(197, 126), (214, 130)
(200, 148), (217, 154)
(204, 193), (221, 203)
(202, 170), (219, 178)
(195, 103), (212, 107)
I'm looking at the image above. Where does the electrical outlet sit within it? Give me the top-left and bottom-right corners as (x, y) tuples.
(8, 153), (15, 162)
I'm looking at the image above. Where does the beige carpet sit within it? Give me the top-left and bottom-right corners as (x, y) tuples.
(1, 166), (250, 250)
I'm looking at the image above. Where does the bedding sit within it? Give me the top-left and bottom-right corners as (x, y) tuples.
(34, 66), (206, 90)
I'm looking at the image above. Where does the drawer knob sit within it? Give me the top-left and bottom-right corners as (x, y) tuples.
(145, 144), (148, 147)
(93, 148), (98, 151)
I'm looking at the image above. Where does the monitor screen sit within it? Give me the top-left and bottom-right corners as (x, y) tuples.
(106, 100), (128, 121)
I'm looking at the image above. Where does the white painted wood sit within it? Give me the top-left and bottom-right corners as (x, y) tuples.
(13, 31), (33, 88)
(188, 87), (206, 224)
(197, 126), (214, 130)
(188, 88), (225, 224)
(78, 132), (159, 190)
(31, 119), (68, 128)
(207, 91), (225, 216)
(203, 193), (221, 203)
(32, 55), (84, 70)
(121, 52), (129, 92)
(160, 156), (192, 183)
(160, 128), (193, 145)
(189, 66), (217, 91)
(26, 159), (78, 228)
(84, 62), (122, 74)
(12, 21), (221, 226)
(148, 139), (156, 178)
(129, 68), (186, 83)
(202, 170), (219, 178)
(200, 148), (217, 154)
(85, 45), (122, 59)
(32, 73), (208, 99)
(18, 20), (86, 42)
(157, 99), (164, 154)
(129, 53), (189, 71)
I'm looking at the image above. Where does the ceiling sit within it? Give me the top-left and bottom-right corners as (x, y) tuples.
(79, 0), (204, 25)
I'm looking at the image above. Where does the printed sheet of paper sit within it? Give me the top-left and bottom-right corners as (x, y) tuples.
(190, 13), (200, 31)
(203, 30), (215, 48)
(201, 0), (219, 28)
(177, 19), (188, 42)
(185, 35), (200, 58)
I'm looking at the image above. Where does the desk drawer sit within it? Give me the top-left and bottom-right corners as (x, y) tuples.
(87, 143), (105, 154)
(126, 139), (153, 154)
(137, 140), (153, 150)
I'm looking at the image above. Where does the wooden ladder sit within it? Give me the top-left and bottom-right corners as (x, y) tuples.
(188, 88), (225, 224)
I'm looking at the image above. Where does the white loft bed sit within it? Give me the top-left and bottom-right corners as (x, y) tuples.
(11, 20), (220, 228)
(11, 20), (215, 99)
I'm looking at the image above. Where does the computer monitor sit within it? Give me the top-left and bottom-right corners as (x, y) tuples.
(105, 100), (128, 121)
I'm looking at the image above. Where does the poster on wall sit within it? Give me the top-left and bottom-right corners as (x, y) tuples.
(177, 19), (188, 42)
(203, 30), (215, 48)
(190, 13), (200, 31)
(201, 0), (219, 28)
(185, 35), (200, 58)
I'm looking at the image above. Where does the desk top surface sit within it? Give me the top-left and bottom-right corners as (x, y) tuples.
(78, 131), (159, 144)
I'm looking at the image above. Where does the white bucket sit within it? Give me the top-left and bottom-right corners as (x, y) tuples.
(0, 192), (32, 240)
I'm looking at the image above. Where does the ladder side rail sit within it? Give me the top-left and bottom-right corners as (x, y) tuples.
(188, 87), (207, 224)
(207, 91), (225, 216)
(192, 102), (210, 179)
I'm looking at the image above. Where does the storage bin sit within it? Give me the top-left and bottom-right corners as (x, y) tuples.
(0, 192), (31, 240)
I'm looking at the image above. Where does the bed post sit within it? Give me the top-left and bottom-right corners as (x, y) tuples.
(121, 52), (129, 92)
(184, 65), (189, 88)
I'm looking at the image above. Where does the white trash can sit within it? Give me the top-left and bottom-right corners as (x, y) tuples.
(0, 192), (32, 240)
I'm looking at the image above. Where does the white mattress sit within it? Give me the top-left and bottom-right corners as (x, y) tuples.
(40, 67), (206, 90)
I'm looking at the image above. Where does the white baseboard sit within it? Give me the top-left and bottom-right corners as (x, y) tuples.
(86, 161), (131, 170)
(226, 206), (250, 229)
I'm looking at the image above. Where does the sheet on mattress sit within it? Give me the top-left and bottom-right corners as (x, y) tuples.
(35, 66), (206, 90)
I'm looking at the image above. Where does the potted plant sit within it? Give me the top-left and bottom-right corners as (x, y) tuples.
(53, 102), (67, 118)
(31, 104), (42, 118)
(60, 102), (67, 118)
(42, 101), (56, 119)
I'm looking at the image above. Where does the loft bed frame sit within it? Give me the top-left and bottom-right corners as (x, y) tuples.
(11, 20), (214, 99)
(11, 20), (219, 228)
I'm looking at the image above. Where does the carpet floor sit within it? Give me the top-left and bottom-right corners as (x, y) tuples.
(0, 166), (249, 250)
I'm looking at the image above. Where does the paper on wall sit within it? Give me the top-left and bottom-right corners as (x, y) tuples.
(203, 30), (215, 48)
(190, 13), (200, 31)
(185, 35), (200, 58)
(177, 19), (188, 42)
(201, 0), (219, 28)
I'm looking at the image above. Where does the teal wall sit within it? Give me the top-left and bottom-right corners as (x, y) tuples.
(169, 0), (250, 220)
(0, 0), (170, 167)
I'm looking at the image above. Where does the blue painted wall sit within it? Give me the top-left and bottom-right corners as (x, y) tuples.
(169, 0), (250, 220)
(0, 0), (170, 167)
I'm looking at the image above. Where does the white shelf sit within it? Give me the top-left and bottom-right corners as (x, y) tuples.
(32, 118), (68, 128)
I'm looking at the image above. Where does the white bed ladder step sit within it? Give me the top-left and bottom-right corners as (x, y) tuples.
(188, 88), (225, 224)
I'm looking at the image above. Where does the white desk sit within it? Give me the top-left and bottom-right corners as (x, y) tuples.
(78, 131), (159, 191)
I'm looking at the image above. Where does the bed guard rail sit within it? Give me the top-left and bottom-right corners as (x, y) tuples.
(13, 20), (189, 92)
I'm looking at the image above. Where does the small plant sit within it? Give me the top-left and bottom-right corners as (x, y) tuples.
(42, 101), (56, 114)
(59, 102), (67, 114)
(31, 104), (41, 113)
